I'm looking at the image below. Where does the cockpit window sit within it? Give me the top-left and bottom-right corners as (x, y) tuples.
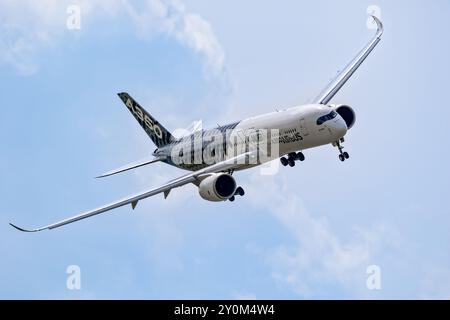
(316, 110), (338, 125)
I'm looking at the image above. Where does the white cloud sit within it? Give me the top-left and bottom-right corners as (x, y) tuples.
(0, 0), (61, 74)
(0, 0), (225, 75)
(243, 171), (394, 297)
(122, 0), (225, 75)
(180, 12), (225, 74)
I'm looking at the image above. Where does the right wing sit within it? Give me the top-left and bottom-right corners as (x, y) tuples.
(312, 15), (383, 105)
(10, 152), (255, 232)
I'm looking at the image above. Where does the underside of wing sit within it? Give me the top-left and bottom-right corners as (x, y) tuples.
(10, 174), (196, 232)
(10, 151), (256, 232)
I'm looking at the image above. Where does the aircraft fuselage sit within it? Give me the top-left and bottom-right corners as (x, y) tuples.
(158, 104), (349, 171)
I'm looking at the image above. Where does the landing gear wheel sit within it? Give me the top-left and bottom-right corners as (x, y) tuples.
(288, 158), (296, 167)
(297, 152), (305, 161)
(235, 187), (245, 197)
(334, 140), (349, 162)
(280, 157), (288, 166)
(229, 196), (235, 202)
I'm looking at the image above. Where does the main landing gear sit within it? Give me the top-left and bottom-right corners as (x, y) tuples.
(334, 138), (350, 162)
(229, 186), (245, 202)
(280, 152), (305, 167)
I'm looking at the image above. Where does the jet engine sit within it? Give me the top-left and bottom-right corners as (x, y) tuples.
(331, 104), (356, 129)
(198, 173), (237, 202)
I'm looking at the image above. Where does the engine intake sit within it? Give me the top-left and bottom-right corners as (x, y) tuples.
(198, 173), (237, 202)
(332, 104), (356, 129)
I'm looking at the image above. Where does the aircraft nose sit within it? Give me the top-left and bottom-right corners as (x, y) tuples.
(332, 118), (348, 138)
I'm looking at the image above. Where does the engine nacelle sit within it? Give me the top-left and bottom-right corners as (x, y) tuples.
(198, 173), (237, 202)
(330, 104), (356, 129)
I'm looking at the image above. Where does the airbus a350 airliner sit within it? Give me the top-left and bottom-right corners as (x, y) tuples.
(10, 16), (383, 232)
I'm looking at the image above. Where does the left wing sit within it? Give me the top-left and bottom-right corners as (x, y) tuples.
(313, 15), (383, 105)
(10, 152), (255, 232)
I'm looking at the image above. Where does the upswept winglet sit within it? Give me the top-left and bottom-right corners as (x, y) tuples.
(372, 15), (384, 37)
(9, 223), (45, 233)
(313, 15), (383, 105)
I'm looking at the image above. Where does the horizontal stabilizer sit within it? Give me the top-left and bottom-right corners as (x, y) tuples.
(96, 156), (165, 178)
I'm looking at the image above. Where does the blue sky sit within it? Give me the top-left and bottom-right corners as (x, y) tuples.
(1, 0), (450, 299)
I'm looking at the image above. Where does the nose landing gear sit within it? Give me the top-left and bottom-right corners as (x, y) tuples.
(280, 152), (305, 167)
(334, 138), (350, 162)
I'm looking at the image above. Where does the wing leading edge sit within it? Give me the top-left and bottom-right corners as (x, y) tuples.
(10, 152), (255, 232)
(313, 15), (383, 105)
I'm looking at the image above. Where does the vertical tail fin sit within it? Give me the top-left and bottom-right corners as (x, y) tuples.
(118, 92), (174, 147)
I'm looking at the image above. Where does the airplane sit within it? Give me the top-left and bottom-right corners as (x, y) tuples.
(10, 16), (383, 232)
